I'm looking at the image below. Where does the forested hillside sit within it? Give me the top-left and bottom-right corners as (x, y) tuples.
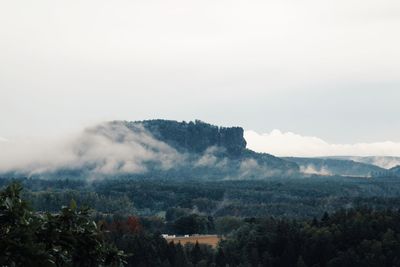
(3, 120), (300, 180)
(390, 165), (400, 177)
(3, 175), (400, 220)
(3, 182), (400, 267)
(284, 157), (386, 177)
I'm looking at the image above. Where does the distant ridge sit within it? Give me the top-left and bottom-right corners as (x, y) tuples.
(389, 165), (400, 177)
(323, 156), (400, 169)
(283, 157), (386, 177)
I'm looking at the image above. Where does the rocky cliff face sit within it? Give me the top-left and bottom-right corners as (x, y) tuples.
(126, 120), (247, 157)
(121, 120), (299, 178)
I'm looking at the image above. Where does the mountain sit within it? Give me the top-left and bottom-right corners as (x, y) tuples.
(129, 119), (247, 157)
(324, 156), (400, 169)
(4, 120), (300, 180)
(283, 157), (386, 177)
(130, 120), (300, 178)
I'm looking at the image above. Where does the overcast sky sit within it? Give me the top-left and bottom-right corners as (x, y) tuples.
(1, 0), (400, 156)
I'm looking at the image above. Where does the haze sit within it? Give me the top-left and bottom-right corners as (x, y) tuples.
(1, 0), (400, 156)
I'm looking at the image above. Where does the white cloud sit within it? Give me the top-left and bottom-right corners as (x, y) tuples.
(245, 130), (400, 157)
(300, 165), (332, 176)
(0, 122), (183, 176)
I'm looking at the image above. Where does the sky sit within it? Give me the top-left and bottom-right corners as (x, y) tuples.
(1, 0), (400, 157)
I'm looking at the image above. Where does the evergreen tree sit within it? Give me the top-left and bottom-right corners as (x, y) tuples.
(0, 183), (124, 266)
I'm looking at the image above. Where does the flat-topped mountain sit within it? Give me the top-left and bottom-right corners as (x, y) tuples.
(5, 119), (397, 180)
(4, 120), (300, 180)
(121, 120), (300, 178)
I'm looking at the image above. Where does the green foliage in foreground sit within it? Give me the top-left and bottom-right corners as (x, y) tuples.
(0, 183), (124, 267)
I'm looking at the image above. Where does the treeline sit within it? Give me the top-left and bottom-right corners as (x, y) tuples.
(3, 181), (400, 266)
(98, 208), (400, 267)
(4, 177), (400, 219)
(218, 209), (400, 266)
(102, 218), (216, 267)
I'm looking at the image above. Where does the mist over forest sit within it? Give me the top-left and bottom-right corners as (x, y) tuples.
(2, 120), (400, 266)
(2, 0), (400, 264)
(2, 120), (399, 180)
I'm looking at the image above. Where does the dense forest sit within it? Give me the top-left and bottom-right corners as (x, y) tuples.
(3, 181), (400, 266)
(3, 175), (400, 219)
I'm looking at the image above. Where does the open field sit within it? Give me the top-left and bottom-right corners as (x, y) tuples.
(164, 235), (221, 248)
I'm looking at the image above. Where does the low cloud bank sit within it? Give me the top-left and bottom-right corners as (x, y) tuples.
(245, 130), (400, 158)
(0, 124), (295, 178)
(0, 122), (182, 176)
(299, 165), (332, 176)
(2, 125), (399, 176)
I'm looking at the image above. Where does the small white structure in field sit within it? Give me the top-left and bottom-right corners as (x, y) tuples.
(162, 234), (176, 238)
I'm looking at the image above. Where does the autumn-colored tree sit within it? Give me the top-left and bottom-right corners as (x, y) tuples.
(103, 216), (142, 236)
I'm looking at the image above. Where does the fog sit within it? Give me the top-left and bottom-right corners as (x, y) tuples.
(0, 122), (183, 175)
(1, 123), (400, 176)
